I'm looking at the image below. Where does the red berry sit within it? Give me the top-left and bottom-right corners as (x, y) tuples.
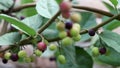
(10, 54), (19, 62)
(65, 21), (73, 30)
(99, 47), (106, 55)
(2, 58), (8, 64)
(37, 42), (47, 52)
(60, 1), (71, 12)
(61, 11), (70, 19)
(88, 29), (95, 36)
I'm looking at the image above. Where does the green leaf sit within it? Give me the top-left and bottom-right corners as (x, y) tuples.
(0, 14), (36, 36)
(36, 0), (59, 18)
(0, 32), (21, 45)
(76, 46), (93, 68)
(57, 45), (78, 68)
(110, 0), (118, 7)
(100, 30), (120, 53)
(0, 0), (13, 10)
(56, 0), (63, 4)
(22, 14), (43, 31)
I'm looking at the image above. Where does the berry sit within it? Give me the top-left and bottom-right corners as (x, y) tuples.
(49, 44), (57, 51)
(60, 1), (71, 12)
(24, 57), (31, 63)
(58, 31), (67, 39)
(56, 21), (65, 31)
(62, 11), (70, 19)
(10, 54), (19, 61)
(37, 42), (47, 52)
(49, 57), (56, 61)
(65, 21), (73, 30)
(72, 34), (81, 41)
(99, 47), (106, 55)
(67, 30), (71, 37)
(61, 37), (73, 46)
(34, 49), (42, 56)
(58, 55), (66, 64)
(88, 29), (95, 36)
(2, 58), (8, 64)
(70, 12), (81, 23)
(73, 23), (81, 31)
(70, 27), (79, 37)
(18, 50), (27, 58)
(4, 52), (11, 60)
(92, 47), (99, 57)
(20, 16), (25, 20)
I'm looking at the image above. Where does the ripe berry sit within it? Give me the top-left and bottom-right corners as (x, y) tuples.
(62, 11), (70, 19)
(49, 57), (56, 61)
(58, 55), (66, 64)
(20, 16), (25, 20)
(60, 1), (71, 12)
(34, 49), (42, 56)
(61, 37), (73, 46)
(58, 31), (67, 39)
(10, 54), (19, 61)
(56, 21), (65, 31)
(4, 52), (11, 60)
(70, 12), (81, 23)
(92, 47), (99, 57)
(72, 34), (81, 41)
(70, 27), (79, 37)
(18, 50), (27, 58)
(99, 47), (106, 55)
(37, 42), (47, 52)
(2, 58), (8, 64)
(65, 21), (73, 30)
(88, 29), (95, 36)
(49, 44), (57, 51)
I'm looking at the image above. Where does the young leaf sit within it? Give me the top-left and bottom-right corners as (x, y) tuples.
(0, 32), (21, 45)
(36, 0), (59, 18)
(0, 14), (36, 36)
(110, 0), (118, 7)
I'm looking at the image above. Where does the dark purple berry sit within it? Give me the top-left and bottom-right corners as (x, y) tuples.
(10, 54), (19, 62)
(10, 26), (17, 31)
(20, 16), (25, 20)
(49, 57), (56, 61)
(65, 21), (73, 30)
(99, 47), (106, 55)
(88, 29), (95, 36)
(2, 58), (8, 64)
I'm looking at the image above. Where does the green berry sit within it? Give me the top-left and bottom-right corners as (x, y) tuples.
(49, 44), (57, 51)
(72, 34), (81, 41)
(56, 21), (65, 31)
(58, 31), (67, 39)
(4, 52), (11, 60)
(34, 49), (42, 56)
(24, 57), (31, 63)
(61, 37), (73, 46)
(58, 55), (66, 64)
(70, 27), (79, 37)
(92, 47), (99, 57)
(73, 23), (81, 31)
(70, 12), (82, 23)
(18, 50), (27, 58)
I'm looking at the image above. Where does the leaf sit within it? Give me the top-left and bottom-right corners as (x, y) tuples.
(0, 0), (13, 10)
(76, 46), (93, 68)
(36, 0), (59, 18)
(100, 30), (120, 53)
(56, 0), (63, 4)
(0, 14), (36, 36)
(110, 0), (118, 7)
(22, 14), (43, 31)
(0, 32), (21, 45)
(57, 45), (78, 68)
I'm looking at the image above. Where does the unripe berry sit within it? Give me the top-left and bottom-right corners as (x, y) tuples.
(10, 54), (19, 61)
(18, 50), (27, 58)
(60, 1), (71, 12)
(70, 27), (79, 37)
(61, 37), (73, 46)
(73, 23), (81, 31)
(99, 47), (106, 55)
(34, 49), (42, 56)
(24, 57), (31, 63)
(65, 21), (73, 30)
(49, 44), (57, 51)
(58, 31), (67, 39)
(58, 55), (66, 64)
(2, 58), (8, 64)
(4, 52), (11, 60)
(92, 47), (99, 57)
(62, 11), (70, 19)
(56, 21), (65, 31)
(70, 12), (81, 23)
(37, 42), (47, 52)
(88, 29), (95, 36)
(72, 34), (81, 41)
